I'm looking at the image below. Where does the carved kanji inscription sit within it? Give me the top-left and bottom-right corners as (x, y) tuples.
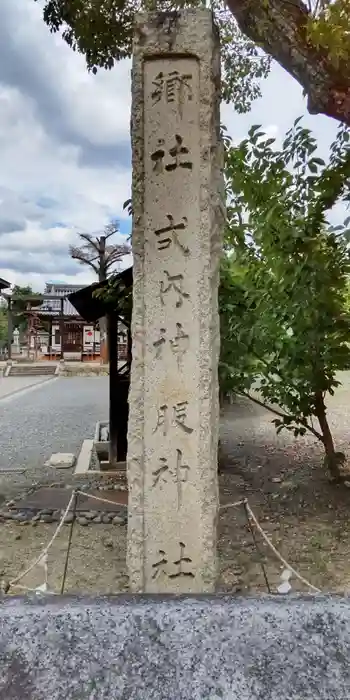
(152, 542), (195, 580)
(153, 401), (193, 436)
(151, 70), (193, 117)
(153, 323), (189, 363)
(154, 214), (189, 255)
(151, 135), (193, 175)
(152, 449), (190, 509)
(159, 270), (190, 308)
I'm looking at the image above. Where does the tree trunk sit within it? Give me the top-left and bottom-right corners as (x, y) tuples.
(226, 0), (350, 127)
(314, 391), (341, 480)
(98, 239), (108, 363)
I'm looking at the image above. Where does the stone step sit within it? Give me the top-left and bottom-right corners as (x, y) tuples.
(8, 365), (57, 377)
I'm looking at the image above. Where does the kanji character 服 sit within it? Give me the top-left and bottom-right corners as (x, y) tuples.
(153, 404), (168, 436)
(153, 402), (193, 436)
(173, 402), (193, 434)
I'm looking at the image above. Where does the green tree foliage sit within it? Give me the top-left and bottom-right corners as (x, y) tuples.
(36, 0), (350, 125)
(344, 276), (350, 314)
(308, 0), (350, 68)
(11, 285), (42, 331)
(35, 0), (270, 113)
(221, 119), (350, 479)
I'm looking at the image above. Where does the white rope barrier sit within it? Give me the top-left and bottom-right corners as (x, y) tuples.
(75, 489), (127, 508)
(244, 500), (321, 593)
(219, 499), (245, 510)
(5, 488), (320, 597)
(9, 491), (76, 587)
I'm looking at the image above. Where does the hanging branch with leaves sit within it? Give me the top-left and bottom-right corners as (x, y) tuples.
(221, 119), (350, 480)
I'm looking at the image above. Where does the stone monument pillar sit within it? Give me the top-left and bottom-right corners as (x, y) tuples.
(127, 9), (224, 593)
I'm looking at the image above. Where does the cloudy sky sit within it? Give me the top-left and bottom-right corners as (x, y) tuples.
(0, 0), (341, 291)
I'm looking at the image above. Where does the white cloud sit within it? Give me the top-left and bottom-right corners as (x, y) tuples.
(222, 63), (340, 158)
(0, 0), (132, 291)
(0, 0), (346, 291)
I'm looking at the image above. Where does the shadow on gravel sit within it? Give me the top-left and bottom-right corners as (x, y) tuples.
(218, 398), (350, 522)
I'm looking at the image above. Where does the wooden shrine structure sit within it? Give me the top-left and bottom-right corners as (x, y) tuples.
(68, 267), (133, 466)
(0, 277), (10, 292)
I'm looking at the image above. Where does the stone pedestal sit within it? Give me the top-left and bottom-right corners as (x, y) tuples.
(127, 9), (224, 593)
(1, 596), (350, 700)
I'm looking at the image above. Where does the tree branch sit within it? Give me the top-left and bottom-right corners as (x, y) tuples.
(239, 389), (324, 441)
(78, 233), (101, 252)
(70, 251), (99, 274)
(220, 358), (324, 441)
(105, 244), (130, 267)
(104, 221), (120, 239)
(225, 0), (350, 127)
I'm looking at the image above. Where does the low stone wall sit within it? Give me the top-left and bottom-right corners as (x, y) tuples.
(58, 363), (109, 377)
(0, 595), (349, 699)
(0, 506), (126, 526)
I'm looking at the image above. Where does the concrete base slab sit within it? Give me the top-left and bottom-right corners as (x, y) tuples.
(74, 439), (94, 475)
(44, 453), (76, 469)
(1, 595), (350, 699)
(77, 431), (126, 474)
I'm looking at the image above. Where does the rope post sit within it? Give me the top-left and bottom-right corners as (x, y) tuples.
(60, 490), (77, 594)
(243, 499), (272, 594)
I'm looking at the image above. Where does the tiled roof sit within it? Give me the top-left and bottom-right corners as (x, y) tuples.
(36, 298), (80, 317)
(44, 283), (87, 296)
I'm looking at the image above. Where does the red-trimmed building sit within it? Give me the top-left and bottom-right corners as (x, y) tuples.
(30, 282), (101, 360)
(27, 282), (128, 362)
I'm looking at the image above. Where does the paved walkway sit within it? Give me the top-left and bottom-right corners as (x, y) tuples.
(0, 376), (109, 472)
(0, 376), (54, 400)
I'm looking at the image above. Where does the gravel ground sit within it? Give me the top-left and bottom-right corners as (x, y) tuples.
(0, 520), (129, 595)
(2, 373), (350, 595)
(0, 376), (108, 473)
(218, 372), (350, 594)
(0, 375), (52, 400)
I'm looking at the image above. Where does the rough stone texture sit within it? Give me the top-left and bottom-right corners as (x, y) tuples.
(45, 453), (76, 469)
(127, 9), (224, 593)
(1, 595), (350, 699)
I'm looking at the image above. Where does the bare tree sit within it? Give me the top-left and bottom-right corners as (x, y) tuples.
(69, 221), (130, 361)
(69, 221), (130, 283)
